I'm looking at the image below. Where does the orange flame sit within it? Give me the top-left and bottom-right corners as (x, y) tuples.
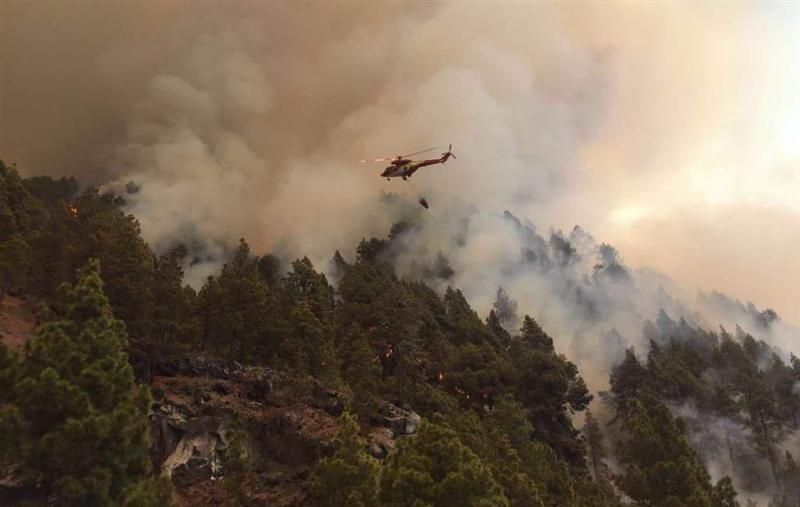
(69, 205), (78, 217)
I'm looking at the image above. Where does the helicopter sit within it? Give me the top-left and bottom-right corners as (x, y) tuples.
(361, 144), (456, 181)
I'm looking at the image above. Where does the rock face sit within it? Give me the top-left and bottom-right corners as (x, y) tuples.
(367, 427), (396, 459)
(362, 402), (422, 459)
(152, 407), (231, 487)
(405, 411), (422, 434)
(148, 355), (423, 505)
(149, 355), (341, 506)
(154, 355), (252, 386)
(380, 402), (422, 436)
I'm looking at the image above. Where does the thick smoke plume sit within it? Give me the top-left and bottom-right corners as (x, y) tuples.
(4, 0), (799, 369)
(3, 1), (799, 322)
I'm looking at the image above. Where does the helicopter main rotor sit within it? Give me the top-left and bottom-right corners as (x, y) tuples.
(360, 146), (438, 164)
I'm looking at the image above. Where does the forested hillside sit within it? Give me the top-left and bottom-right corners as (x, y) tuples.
(1, 160), (798, 506)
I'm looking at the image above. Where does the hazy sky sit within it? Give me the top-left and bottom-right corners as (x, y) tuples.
(1, 1), (798, 323)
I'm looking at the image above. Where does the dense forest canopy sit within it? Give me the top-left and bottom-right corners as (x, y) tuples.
(1, 160), (799, 506)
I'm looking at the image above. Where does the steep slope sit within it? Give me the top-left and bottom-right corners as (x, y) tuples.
(3, 163), (800, 505)
(0, 296), (37, 351)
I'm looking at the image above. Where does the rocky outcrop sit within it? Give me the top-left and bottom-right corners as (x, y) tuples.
(362, 402), (422, 459)
(379, 402), (422, 436)
(367, 427), (396, 459)
(149, 355), (423, 505)
(248, 405), (338, 467)
(149, 355), (341, 505)
(151, 403), (232, 488)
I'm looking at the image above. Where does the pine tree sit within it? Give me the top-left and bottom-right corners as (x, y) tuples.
(614, 392), (727, 507)
(444, 287), (497, 345)
(791, 354), (800, 378)
(0, 160), (45, 243)
(0, 342), (22, 472)
(767, 354), (800, 430)
(134, 245), (198, 378)
(584, 410), (613, 495)
(710, 477), (739, 507)
(486, 310), (512, 349)
(329, 250), (350, 284)
(288, 301), (325, 375)
(311, 412), (379, 507)
(319, 334), (341, 387)
(199, 239), (278, 362)
(0, 233), (31, 296)
(1, 259), (168, 505)
(22, 174), (78, 206)
(742, 369), (781, 480)
(257, 254), (282, 287)
(510, 317), (591, 467)
(285, 257), (335, 325)
(379, 418), (508, 507)
(338, 324), (380, 416)
(67, 189), (155, 340)
(490, 434), (545, 507)
(520, 315), (553, 351)
(609, 348), (649, 413)
(0, 160), (45, 296)
(770, 452), (800, 507)
(355, 238), (388, 264)
(493, 287), (518, 331)
(151, 246), (190, 346)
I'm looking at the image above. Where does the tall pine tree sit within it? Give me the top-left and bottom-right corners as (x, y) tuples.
(379, 418), (508, 507)
(1, 259), (168, 505)
(614, 392), (734, 507)
(311, 412), (379, 507)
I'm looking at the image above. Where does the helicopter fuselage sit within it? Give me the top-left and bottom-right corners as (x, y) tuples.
(381, 163), (419, 179)
(381, 153), (453, 180)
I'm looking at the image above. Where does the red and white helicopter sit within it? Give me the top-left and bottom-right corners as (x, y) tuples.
(361, 144), (456, 181)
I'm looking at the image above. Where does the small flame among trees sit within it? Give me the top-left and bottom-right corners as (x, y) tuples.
(374, 344), (396, 365)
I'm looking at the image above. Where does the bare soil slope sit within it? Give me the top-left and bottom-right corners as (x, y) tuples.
(0, 296), (37, 351)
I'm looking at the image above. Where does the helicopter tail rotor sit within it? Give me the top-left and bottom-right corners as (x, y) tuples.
(442, 144), (456, 161)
